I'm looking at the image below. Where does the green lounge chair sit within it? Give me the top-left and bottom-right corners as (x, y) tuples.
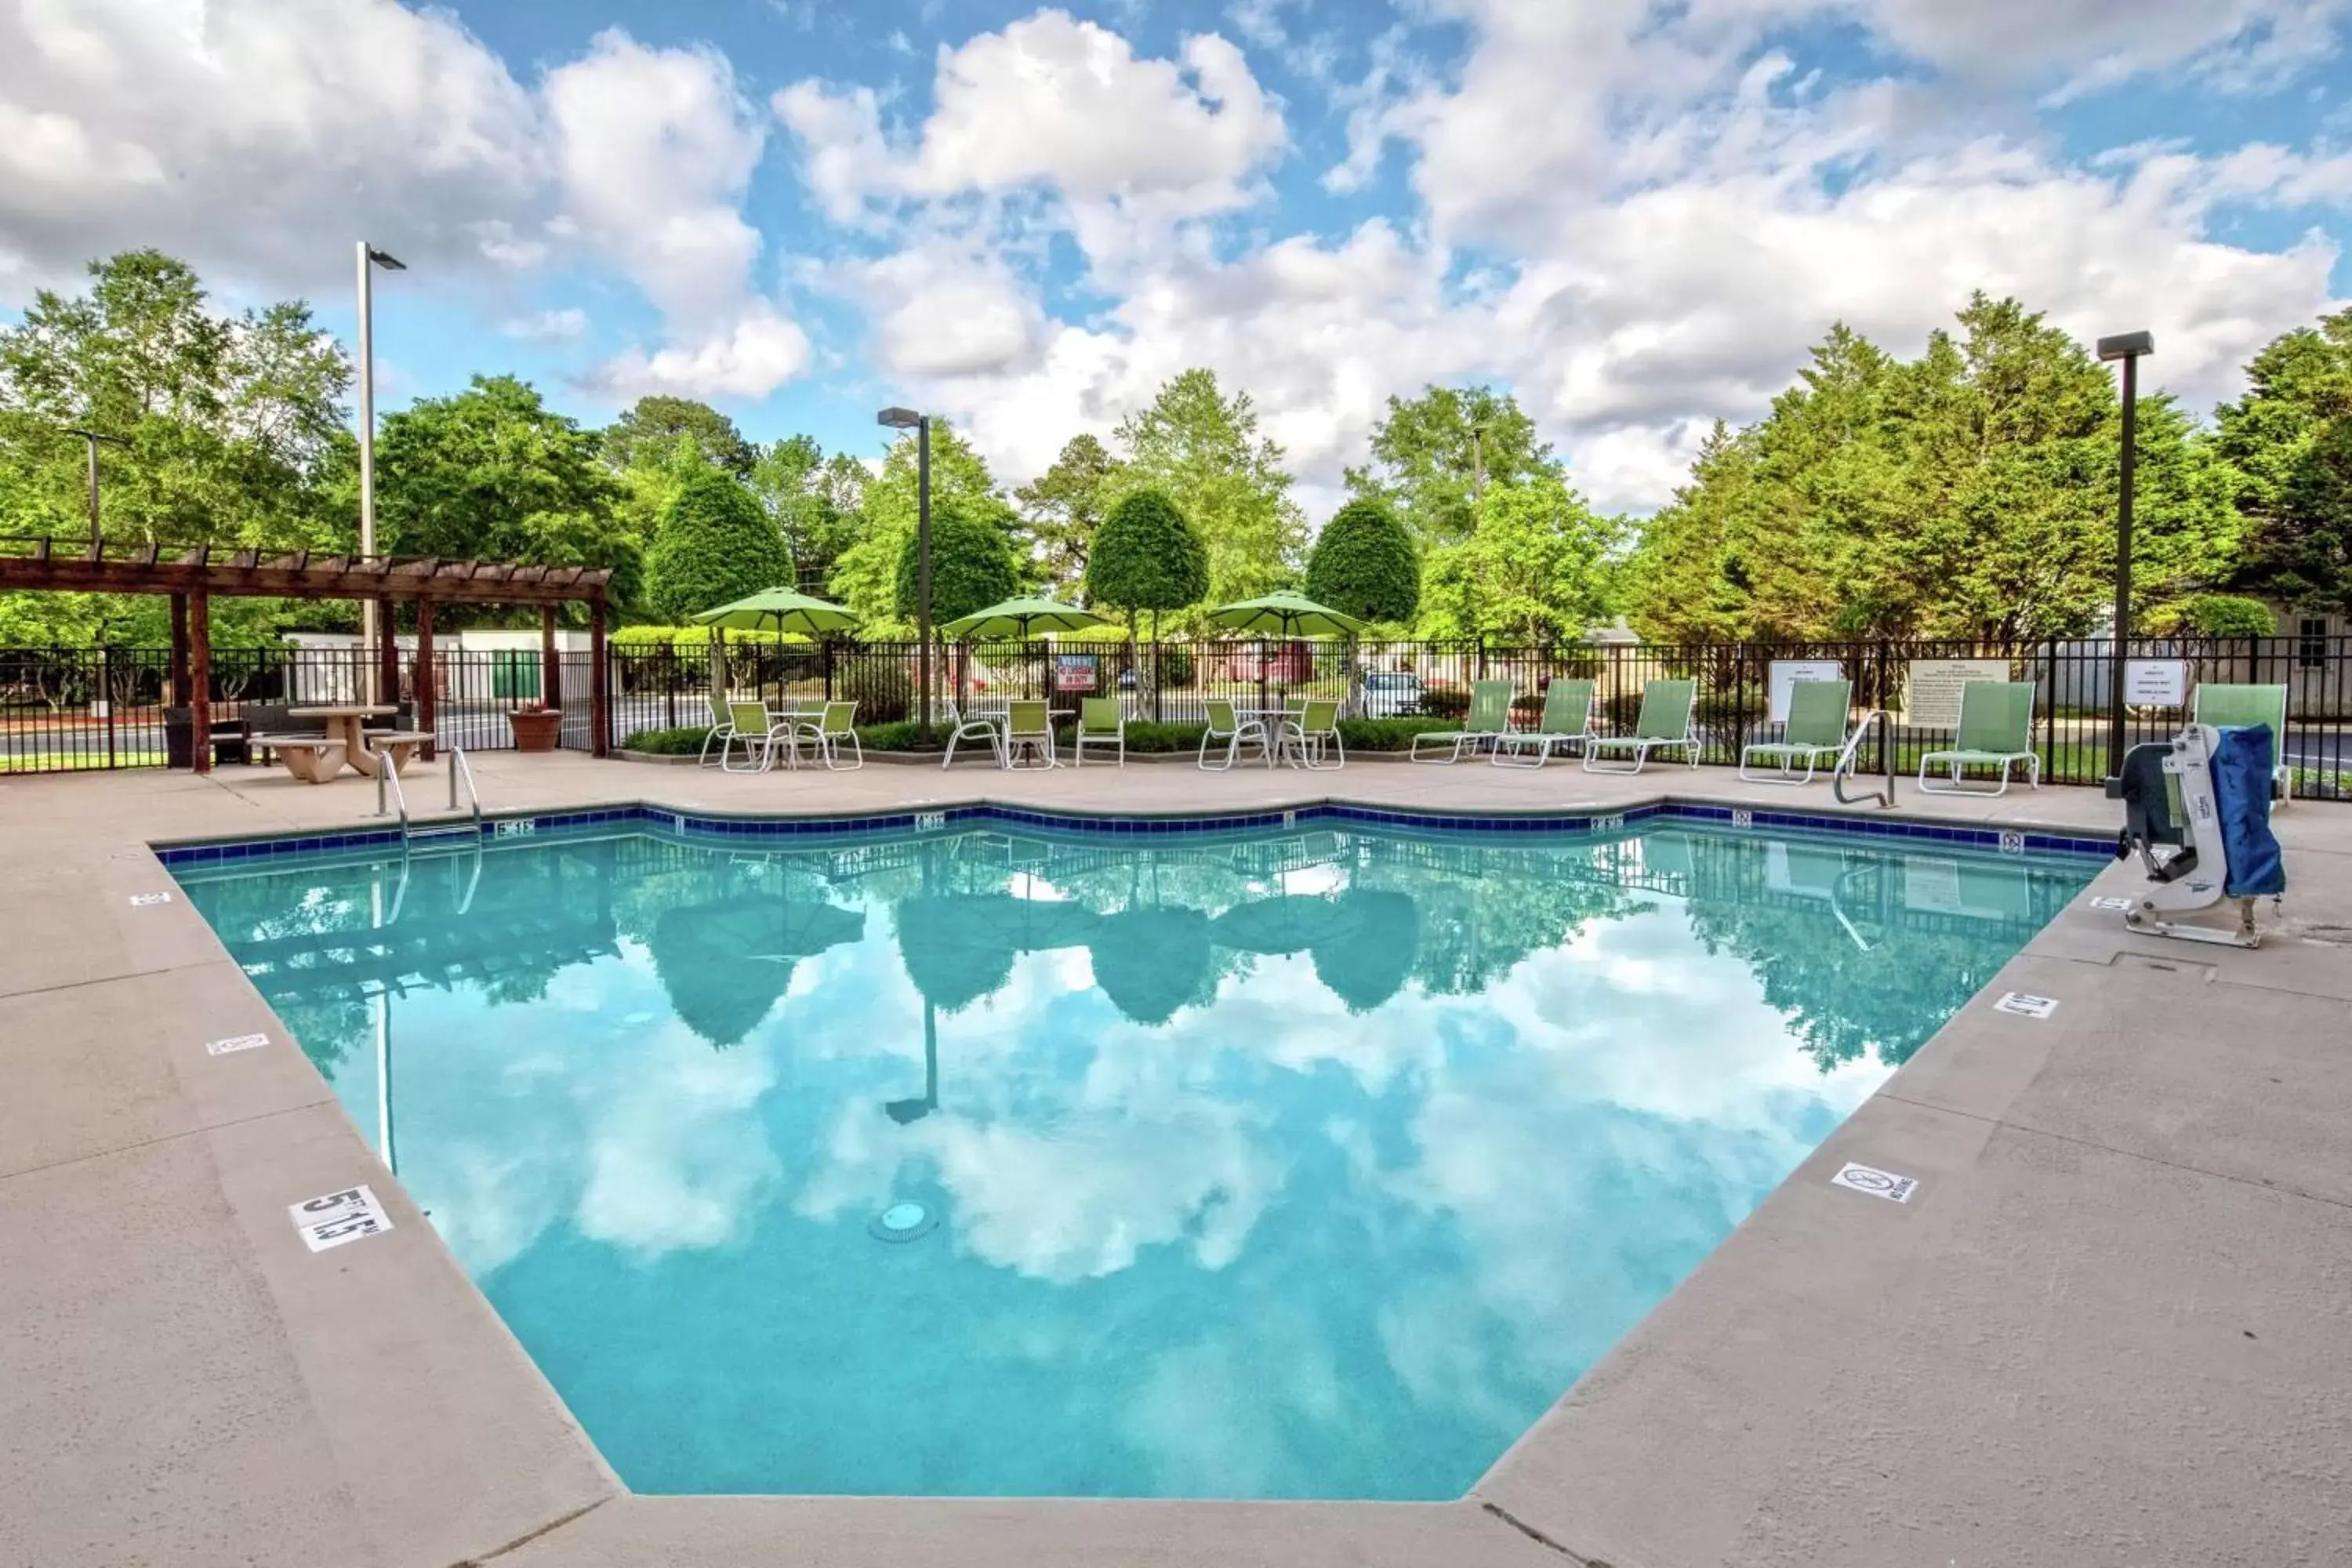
(2190, 683), (2291, 807)
(1740, 678), (1873, 786)
(1410, 679), (1515, 762)
(1584, 679), (1700, 774)
(1074, 696), (1126, 767)
(1492, 679), (1597, 768)
(1918, 681), (2039, 796)
(1004, 699), (1056, 769)
(1279, 699), (1344, 770)
(1199, 698), (1269, 770)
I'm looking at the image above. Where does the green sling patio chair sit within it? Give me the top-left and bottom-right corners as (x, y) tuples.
(1199, 698), (1270, 770)
(1410, 678), (1516, 763)
(1740, 678), (1874, 786)
(1584, 679), (1700, 774)
(1074, 696), (1127, 767)
(1918, 681), (2039, 796)
(1279, 699), (1344, 770)
(2190, 683), (2291, 807)
(789, 700), (861, 771)
(698, 687), (747, 768)
(1492, 679), (1597, 768)
(1004, 699), (1057, 770)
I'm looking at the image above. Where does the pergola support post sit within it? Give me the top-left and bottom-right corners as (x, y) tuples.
(541, 605), (561, 713)
(376, 596), (399, 710)
(415, 598), (436, 761)
(590, 597), (609, 757)
(168, 593), (191, 707)
(187, 588), (212, 777)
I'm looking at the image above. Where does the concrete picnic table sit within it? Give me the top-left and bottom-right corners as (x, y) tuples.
(263, 705), (426, 783)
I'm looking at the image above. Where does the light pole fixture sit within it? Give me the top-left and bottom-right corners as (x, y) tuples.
(61, 428), (129, 548)
(358, 242), (406, 702)
(877, 405), (934, 735)
(2096, 329), (2154, 779)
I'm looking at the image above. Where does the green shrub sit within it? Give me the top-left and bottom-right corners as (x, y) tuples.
(622, 724), (715, 755)
(2157, 593), (2278, 637)
(895, 502), (1020, 626)
(855, 720), (933, 752)
(1305, 498), (1420, 623)
(646, 469), (792, 624)
(1338, 717), (1459, 751)
(1088, 489), (1209, 626)
(1050, 720), (1207, 753)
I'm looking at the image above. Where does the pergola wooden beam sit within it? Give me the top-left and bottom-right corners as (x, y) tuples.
(0, 545), (609, 606)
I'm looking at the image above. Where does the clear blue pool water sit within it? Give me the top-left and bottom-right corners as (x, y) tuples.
(178, 819), (2094, 1500)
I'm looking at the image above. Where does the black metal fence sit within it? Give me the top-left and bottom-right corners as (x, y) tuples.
(0, 644), (577, 775)
(7, 635), (2349, 799)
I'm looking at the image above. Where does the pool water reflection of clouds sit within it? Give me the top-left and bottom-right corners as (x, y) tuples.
(180, 824), (2091, 1500)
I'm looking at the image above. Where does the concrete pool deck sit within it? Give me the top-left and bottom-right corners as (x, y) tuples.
(1, 753), (2347, 1567)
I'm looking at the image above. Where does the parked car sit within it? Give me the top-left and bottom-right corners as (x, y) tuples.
(1218, 641), (1316, 683)
(1360, 670), (1426, 717)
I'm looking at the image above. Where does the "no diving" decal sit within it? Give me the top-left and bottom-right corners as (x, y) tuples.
(1831, 1163), (1919, 1203)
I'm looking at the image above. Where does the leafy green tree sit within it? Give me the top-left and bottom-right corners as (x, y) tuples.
(1345, 385), (1554, 546)
(367, 374), (638, 608)
(0, 249), (351, 554)
(1014, 433), (1121, 596)
(644, 466), (789, 623)
(2216, 308), (2352, 615)
(1087, 488), (1210, 640)
(895, 499), (1020, 626)
(829, 420), (1017, 634)
(1108, 369), (1305, 610)
(2149, 593), (2278, 637)
(1627, 296), (2236, 641)
(599, 395), (755, 477)
(750, 434), (862, 591)
(1421, 474), (1621, 641)
(1305, 497), (1420, 625)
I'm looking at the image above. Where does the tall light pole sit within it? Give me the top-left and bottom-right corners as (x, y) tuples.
(877, 406), (933, 735)
(61, 428), (128, 548)
(358, 242), (406, 701)
(2096, 330), (2154, 779)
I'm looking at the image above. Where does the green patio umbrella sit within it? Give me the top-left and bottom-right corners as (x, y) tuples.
(1204, 591), (1366, 639)
(691, 586), (858, 637)
(938, 596), (1107, 641)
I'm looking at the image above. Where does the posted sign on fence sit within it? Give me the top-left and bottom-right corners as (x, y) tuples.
(2124, 659), (2187, 707)
(1903, 659), (2010, 728)
(1766, 659), (1845, 724)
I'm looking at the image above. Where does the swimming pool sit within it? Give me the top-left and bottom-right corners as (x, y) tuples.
(176, 815), (2096, 1500)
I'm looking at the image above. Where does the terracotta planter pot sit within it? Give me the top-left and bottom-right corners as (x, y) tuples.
(509, 710), (562, 752)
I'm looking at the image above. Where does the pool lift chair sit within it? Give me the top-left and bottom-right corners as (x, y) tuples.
(2106, 723), (2287, 950)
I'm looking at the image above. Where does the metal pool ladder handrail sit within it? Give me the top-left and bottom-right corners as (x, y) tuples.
(374, 741), (483, 846)
(1833, 711), (1895, 809)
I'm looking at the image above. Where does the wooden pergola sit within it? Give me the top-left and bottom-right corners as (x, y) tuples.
(0, 536), (613, 773)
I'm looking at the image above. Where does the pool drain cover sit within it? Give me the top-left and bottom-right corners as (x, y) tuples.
(869, 1201), (938, 1243)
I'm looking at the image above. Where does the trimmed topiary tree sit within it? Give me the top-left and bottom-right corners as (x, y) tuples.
(1087, 488), (1210, 636)
(1305, 497), (1421, 625)
(645, 468), (792, 625)
(894, 501), (1022, 627)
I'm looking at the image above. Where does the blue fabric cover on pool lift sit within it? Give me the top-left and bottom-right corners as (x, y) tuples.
(2212, 725), (2286, 898)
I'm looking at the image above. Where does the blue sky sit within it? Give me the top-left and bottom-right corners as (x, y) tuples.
(4, 1), (2350, 512)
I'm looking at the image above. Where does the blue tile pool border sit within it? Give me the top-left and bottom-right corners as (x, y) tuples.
(149, 797), (2120, 869)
